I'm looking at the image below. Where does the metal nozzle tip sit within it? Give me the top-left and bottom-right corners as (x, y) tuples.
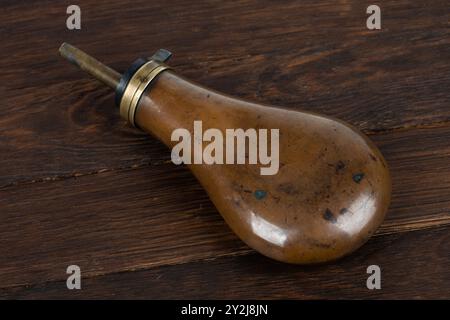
(59, 42), (69, 52)
(59, 42), (121, 89)
(59, 42), (79, 66)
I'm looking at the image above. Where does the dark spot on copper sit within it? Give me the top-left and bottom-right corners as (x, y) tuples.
(335, 160), (345, 174)
(306, 238), (333, 249)
(277, 183), (298, 195)
(340, 208), (348, 215)
(254, 190), (267, 200)
(369, 154), (377, 161)
(271, 193), (281, 203)
(353, 173), (364, 183)
(323, 208), (337, 223)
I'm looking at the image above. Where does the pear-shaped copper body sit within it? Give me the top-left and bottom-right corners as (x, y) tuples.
(136, 71), (391, 264)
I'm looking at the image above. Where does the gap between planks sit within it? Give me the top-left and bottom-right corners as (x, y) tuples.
(0, 224), (448, 292)
(1, 120), (450, 190)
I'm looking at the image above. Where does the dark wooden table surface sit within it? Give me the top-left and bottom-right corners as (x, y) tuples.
(1, 0), (449, 299)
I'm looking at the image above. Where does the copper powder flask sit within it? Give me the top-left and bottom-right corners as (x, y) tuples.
(59, 43), (391, 264)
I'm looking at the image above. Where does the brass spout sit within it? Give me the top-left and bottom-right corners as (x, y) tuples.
(59, 42), (121, 89)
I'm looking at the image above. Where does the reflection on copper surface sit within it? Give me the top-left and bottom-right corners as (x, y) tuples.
(336, 192), (376, 235)
(250, 211), (287, 246)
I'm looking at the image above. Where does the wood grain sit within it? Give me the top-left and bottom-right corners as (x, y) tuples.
(0, 126), (449, 289)
(1, 226), (448, 299)
(1, 0), (449, 186)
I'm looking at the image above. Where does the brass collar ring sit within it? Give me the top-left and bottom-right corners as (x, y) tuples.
(119, 60), (170, 127)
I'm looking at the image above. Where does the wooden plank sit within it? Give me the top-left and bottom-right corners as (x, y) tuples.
(1, 226), (448, 299)
(1, 0), (449, 186)
(0, 125), (449, 288)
